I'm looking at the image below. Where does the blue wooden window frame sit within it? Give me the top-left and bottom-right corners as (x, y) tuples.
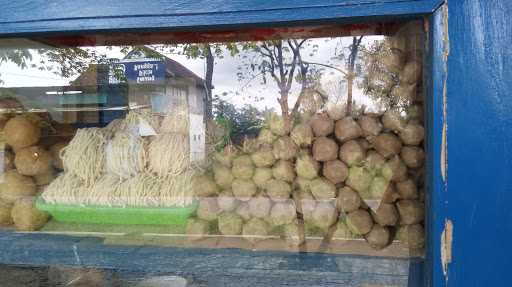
(0, 1), (450, 286)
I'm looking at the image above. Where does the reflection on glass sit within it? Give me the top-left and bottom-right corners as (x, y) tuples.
(0, 21), (425, 256)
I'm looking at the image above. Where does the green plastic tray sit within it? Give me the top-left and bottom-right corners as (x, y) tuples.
(35, 198), (197, 226)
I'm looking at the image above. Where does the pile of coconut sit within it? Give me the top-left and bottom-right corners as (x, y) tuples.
(0, 98), (73, 231)
(188, 108), (425, 251)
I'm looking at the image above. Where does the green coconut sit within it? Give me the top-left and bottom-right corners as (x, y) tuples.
(346, 166), (373, 194)
(290, 123), (314, 147)
(322, 160), (348, 184)
(295, 153), (320, 180)
(295, 177), (312, 193)
(265, 179), (292, 201)
(231, 179), (257, 201)
(339, 140), (365, 166)
(252, 167), (273, 189)
(310, 178), (336, 200)
(368, 176), (391, 199)
(334, 117), (362, 143)
(272, 136), (299, 160)
(232, 155), (255, 179)
(272, 160), (296, 182)
(218, 212), (244, 235)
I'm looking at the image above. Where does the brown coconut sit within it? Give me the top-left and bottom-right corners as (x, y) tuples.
(337, 186), (361, 213)
(49, 141), (67, 170)
(272, 136), (299, 160)
(3, 116), (41, 149)
(339, 140), (365, 166)
(312, 137), (338, 162)
(365, 225), (391, 250)
(373, 133), (403, 158)
(346, 209), (374, 235)
(396, 179), (419, 199)
(334, 117), (362, 142)
(381, 109), (406, 132)
(310, 113), (334, 137)
(398, 224), (425, 249)
(0, 170), (36, 204)
(382, 156), (408, 182)
(381, 183), (401, 203)
(11, 198), (49, 231)
(400, 146), (425, 168)
(358, 116), (383, 137)
(14, 146), (52, 176)
(364, 151), (386, 173)
(399, 123), (425, 146)
(374, 203), (399, 226)
(397, 200), (424, 225)
(34, 170), (56, 186)
(322, 160), (348, 184)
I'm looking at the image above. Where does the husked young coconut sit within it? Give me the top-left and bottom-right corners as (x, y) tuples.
(391, 83), (416, 102)
(248, 195), (272, 218)
(382, 48), (405, 74)
(311, 201), (337, 230)
(0, 200), (13, 225)
(268, 114), (291, 136)
(186, 218), (210, 240)
(322, 160), (348, 184)
(34, 170), (56, 186)
(382, 156), (408, 182)
(257, 128), (277, 145)
(365, 225), (391, 250)
(337, 186), (361, 213)
(326, 102), (346, 120)
(217, 190), (238, 212)
(295, 153), (319, 180)
(381, 183), (401, 203)
(339, 140), (365, 166)
(312, 137), (338, 162)
(398, 224), (425, 249)
(242, 138), (260, 154)
(396, 179), (419, 199)
(243, 218), (271, 243)
(400, 146), (425, 168)
(213, 163), (234, 189)
(218, 212), (244, 235)
(397, 200), (424, 225)
(265, 179), (292, 201)
(290, 123), (314, 147)
(334, 117), (362, 142)
(0, 170), (36, 204)
(11, 198), (49, 231)
(196, 198), (220, 221)
(253, 167), (273, 188)
(369, 176), (391, 199)
(364, 151), (386, 174)
(193, 175), (219, 197)
(400, 60), (422, 84)
(310, 178), (336, 200)
(272, 160), (296, 182)
(236, 202), (252, 221)
(346, 167), (373, 194)
(251, 146), (276, 167)
(399, 123), (425, 146)
(373, 133), (402, 158)
(213, 145), (238, 168)
(3, 116), (41, 149)
(374, 203), (399, 226)
(358, 116), (382, 137)
(310, 113), (334, 137)
(14, 146), (52, 176)
(346, 209), (374, 235)
(49, 142), (67, 170)
(232, 179), (257, 201)
(232, 155), (255, 179)
(269, 201), (297, 226)
(381, 109), (406, 132)
(295, 177), (312, 193)
(273, 136), (299, 160)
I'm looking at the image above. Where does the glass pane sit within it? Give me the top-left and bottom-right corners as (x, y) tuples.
(0, 21), (425, 260)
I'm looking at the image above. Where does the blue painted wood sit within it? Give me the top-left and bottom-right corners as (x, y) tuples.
(0, 0), (443, 36)
(432, 1), (512, 287)
(0, 231), (422, 287)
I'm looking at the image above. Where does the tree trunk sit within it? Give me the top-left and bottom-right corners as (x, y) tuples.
(346, 74), (354, 115)
(204, 44), (214, 120)
(346, 36), (363, 116)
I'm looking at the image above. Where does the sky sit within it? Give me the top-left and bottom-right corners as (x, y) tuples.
(0, 35), (385, 113)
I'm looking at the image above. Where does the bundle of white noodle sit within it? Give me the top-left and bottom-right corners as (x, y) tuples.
(60, 128), (106, 186)
(86, 174), (123, 206)
(41, 173), (86, 205)
(105, 131), (147, 179)
(148, 133), (190, 177)
(125, 109), (160, 134)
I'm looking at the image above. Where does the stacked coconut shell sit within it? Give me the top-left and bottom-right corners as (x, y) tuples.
(0, 98), (73, 231)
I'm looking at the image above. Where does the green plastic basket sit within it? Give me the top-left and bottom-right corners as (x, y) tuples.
(35, 198), (197, 226)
